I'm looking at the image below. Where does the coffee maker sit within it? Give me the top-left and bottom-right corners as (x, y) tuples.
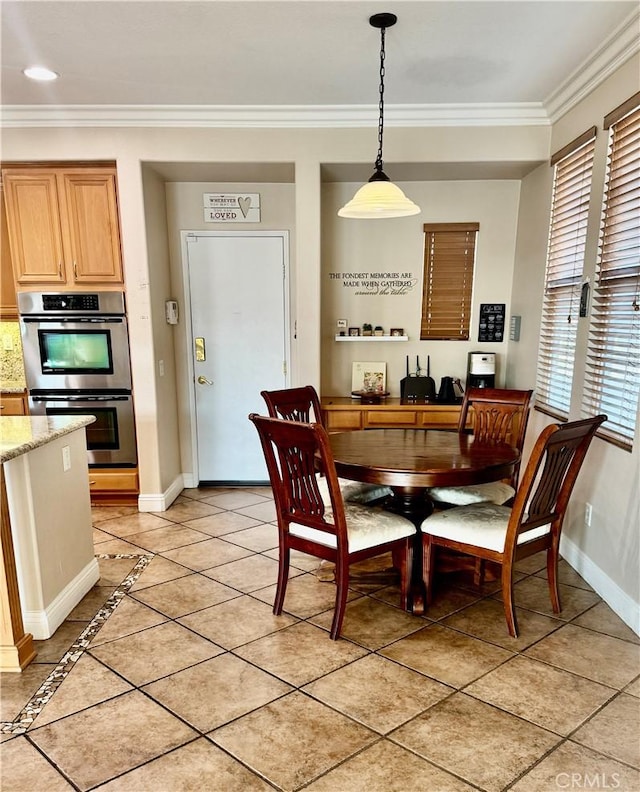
(467, 352), (496, 389)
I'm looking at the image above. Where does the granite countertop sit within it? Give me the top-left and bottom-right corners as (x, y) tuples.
(0, 415), (96, 464)
(1, 385), (27, 394)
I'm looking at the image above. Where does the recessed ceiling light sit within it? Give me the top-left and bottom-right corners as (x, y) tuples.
(23, 66), (59, 82)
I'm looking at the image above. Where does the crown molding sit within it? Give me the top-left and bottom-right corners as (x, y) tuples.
(545, 8), (640, 124)
(0, 102), (549, 129)
(2, 9), (636, 131)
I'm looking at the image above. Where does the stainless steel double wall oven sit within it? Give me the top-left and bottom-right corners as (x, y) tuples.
(19, 292), (137, 467)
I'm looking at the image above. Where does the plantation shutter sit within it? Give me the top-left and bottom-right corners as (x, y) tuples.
(582, 97), (640, 449)
(535, 127), (597, 419)
(420, 223), (478, 340)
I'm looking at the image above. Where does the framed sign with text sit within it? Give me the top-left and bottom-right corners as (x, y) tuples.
(203, 193), (261, 223)
(478, 303), (505, 342)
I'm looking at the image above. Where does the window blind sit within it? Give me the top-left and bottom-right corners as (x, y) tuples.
(582, 102), (640, 449)
(420, 223), (478, 340)
(535, 129), (596, 419)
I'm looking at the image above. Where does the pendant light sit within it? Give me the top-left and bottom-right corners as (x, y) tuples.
(338, 13), (420, 219)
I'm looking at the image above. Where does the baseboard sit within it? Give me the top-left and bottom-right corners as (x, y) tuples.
(22, 558), (100, 640)
(137, 474), (184, 512)
(560, 534), (640, 636)
(182, 472), (198, 489)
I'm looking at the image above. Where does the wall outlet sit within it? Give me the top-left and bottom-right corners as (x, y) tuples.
(62, 445), (71, 472)
(159, 359), (165, 377)
(2, 334), (13, 351)
(584, 502), (593, 526)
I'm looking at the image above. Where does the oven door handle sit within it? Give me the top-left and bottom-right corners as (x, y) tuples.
(31, 395), (130, 402)
(21, 317), (124, 324)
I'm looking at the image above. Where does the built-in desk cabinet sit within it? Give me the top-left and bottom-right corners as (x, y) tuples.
(321, 397), (461, 432)
(2, 166), (123, 289)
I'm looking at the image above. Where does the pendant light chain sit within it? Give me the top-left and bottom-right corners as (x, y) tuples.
(375, 25), (387, 174)
(337, 12), (420, 218)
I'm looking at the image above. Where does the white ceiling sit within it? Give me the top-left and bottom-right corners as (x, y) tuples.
(1, 0), (638, 127)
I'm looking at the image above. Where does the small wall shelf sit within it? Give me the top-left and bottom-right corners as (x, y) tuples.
(335, 335), (409, 342)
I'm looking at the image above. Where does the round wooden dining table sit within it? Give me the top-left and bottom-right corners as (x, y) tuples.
(328, 428), (520, 613)
(329, 428), (520, 525)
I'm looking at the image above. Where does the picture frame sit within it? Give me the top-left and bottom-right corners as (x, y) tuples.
(348, 327), (360, 337)
(390, 328), (404, 337)
(351, 361), (387, 395)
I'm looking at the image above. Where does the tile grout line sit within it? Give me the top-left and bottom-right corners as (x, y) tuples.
(0, 553), (153, 735)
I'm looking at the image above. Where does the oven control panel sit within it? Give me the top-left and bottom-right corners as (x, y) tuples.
(42, 294), (100, 311)
(18, 291), (126, 316)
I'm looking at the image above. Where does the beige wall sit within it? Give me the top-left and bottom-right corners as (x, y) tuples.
(2, 97), (637, 627)
(321, 179), (521, 395)
(509, 54), (640, 628)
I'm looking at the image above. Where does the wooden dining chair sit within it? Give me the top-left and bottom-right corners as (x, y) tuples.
(421, 414), (606, 637)
(249, 413), (416, 639)
(261, 385), (392, 505)
(428, 387), (534, 507)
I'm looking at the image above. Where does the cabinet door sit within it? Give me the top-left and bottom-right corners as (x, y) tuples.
(0, 185), (18, 318)
(59, 170), (123, 284)
(2, 171), (66, 284)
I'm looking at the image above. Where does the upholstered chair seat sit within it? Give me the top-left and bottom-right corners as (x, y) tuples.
(428, 481), (515, 507)
(422, 503), (549, 553)
(290, 502), (415, 553)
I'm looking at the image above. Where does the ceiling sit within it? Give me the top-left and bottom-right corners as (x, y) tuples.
(2, 0), (638, 126)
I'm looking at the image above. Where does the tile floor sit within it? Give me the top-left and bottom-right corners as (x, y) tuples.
(1, 486), (639, 792)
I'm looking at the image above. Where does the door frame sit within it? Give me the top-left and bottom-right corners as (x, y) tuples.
(180, 230), (291, 485)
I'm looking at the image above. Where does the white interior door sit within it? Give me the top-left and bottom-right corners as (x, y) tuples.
(186, 232), (288, 482)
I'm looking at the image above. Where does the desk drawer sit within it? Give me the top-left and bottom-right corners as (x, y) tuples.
(324, 410), (363, 431)
(366, 410), (418, 427)
(417, 408), (460, 429)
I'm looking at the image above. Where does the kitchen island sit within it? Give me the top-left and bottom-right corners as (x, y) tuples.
(1, 415), (98, 670)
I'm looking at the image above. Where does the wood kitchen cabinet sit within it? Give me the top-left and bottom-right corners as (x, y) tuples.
(0, 183), (18, 318)
(89, 467), (139, 506)
(321, 397), (462, 432)
(1, 166), (123, 290)
(0, 392), (28, 415)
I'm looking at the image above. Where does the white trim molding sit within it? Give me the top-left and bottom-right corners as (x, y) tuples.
(546, 7), (640, 124)
(560, 534), (640, 637)
(22, 558), (100, 640)
(0, 102), (550, 129)
(138, 474), (185, 512)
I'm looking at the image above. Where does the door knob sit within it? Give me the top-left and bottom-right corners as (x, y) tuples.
(197, 375), (213, 385)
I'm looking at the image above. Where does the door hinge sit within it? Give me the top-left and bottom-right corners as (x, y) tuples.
(283, 361), (287, 376)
